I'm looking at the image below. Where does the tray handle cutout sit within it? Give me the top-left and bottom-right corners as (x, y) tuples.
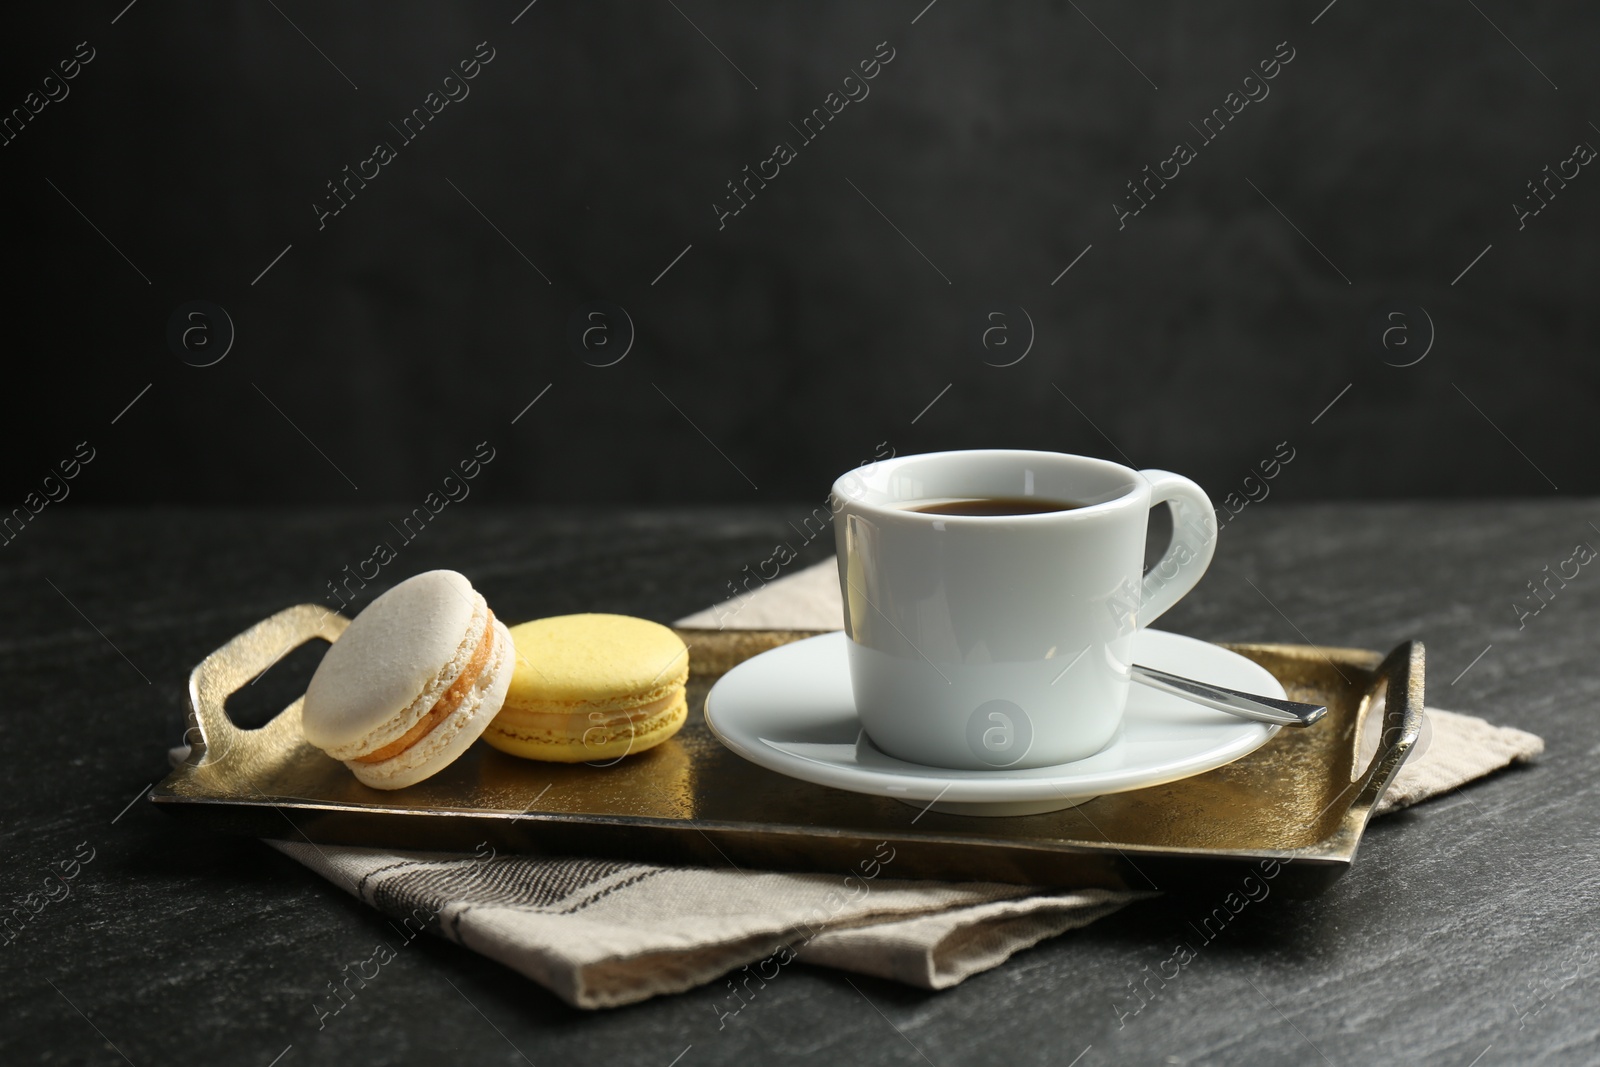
(183, 604), (349, 766)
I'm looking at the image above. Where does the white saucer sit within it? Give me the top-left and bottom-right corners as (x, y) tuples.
(704, 630), (1284, 817)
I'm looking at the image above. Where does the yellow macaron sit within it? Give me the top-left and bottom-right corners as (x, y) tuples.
(483, 614), (690, 763)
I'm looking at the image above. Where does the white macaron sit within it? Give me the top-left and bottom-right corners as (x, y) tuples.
(302, 569), (512, 789)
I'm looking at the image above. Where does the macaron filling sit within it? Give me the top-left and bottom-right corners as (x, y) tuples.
(493, 687), (682, 743)
(573, 691), (687, 750)
(353, 610), (497, 764)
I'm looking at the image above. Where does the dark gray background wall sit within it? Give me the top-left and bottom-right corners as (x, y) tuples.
(5, 1), (1595, 506)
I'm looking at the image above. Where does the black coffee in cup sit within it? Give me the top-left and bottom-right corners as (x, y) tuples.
(903, 497), (1086, 517)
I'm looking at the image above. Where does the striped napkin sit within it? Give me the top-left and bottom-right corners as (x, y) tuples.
(272, 560), (1542, 1009)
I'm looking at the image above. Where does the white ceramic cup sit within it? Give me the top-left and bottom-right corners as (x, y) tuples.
(831, 449), (1218, 770)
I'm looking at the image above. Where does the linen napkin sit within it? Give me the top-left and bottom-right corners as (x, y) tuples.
(272, 559), (1543, 1009)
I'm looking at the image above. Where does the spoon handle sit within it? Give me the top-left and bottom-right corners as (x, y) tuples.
(1131, 663), (1327, 727)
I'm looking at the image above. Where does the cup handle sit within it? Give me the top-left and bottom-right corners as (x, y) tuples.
(1137, 469), (1217, 627)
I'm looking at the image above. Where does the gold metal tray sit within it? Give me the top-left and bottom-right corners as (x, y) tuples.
(152, 606), (1424, 897)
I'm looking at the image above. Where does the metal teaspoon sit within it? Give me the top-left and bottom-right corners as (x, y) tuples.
(1131, 663), (1327, 727)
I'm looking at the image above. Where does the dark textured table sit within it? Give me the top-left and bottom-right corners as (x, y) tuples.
(3, 504), (1595, 1065)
